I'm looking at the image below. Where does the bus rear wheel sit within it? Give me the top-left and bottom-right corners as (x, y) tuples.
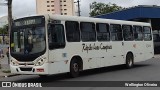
(70, 59), (80, 78)
(126, 53), (134, 69)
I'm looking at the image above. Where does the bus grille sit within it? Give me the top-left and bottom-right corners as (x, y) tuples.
(19, 62), (34, 65)
(20, 67), (33, 71)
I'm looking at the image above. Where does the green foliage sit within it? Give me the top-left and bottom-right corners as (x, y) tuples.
(89, 2), (124, 17)
(0, 24), (8, 34)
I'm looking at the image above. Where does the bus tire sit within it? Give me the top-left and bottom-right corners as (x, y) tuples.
(126, 53), (134, 69)
(70, 58), (80, 78)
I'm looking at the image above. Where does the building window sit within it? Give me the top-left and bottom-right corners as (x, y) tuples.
(65, 21), (80, 42)
(64, 9), (67, 11)
(47, 1), (49, 3)
(80, 22), (96, 42)
(61, 13), (63, 15)
(47, 5), (50, 7)
(51, 1), (54, 3)
(96, 23), (110, 41)
(47, 9), (50, 11)
(110, 24), (122, 41)
(51, 5), (54, 7)
(133, 26), (143, 41)
(64, 13), (67, 15)
(52, 9), (54, 11)
(64, 5), (66, 6)
(64, 0), (66, 2)
(122, 25), (133, 41)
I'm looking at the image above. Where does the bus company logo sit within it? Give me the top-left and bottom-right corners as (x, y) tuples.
(25, 63), (27, 66)
(2, 82), (11, 87)
(82, 43), (112, 53)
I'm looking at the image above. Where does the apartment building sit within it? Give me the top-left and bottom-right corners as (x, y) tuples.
(36, 0), (75, 16)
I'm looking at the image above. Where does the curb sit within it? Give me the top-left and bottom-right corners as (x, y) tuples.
(0, 74), (20, 78)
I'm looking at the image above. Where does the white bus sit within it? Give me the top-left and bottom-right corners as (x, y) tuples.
(10, 15), (154, 77)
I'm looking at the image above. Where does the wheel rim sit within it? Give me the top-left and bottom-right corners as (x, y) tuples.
(73, 63), (79, 72)
(128, 58), (133, 67)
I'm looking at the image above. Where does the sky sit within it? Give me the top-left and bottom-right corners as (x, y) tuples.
(1, 0), (160, 18)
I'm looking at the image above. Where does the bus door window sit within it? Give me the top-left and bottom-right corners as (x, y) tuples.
(48, 24), (65, 49)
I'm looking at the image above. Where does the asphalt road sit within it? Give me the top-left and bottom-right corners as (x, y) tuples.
(0, 58), (160, 90)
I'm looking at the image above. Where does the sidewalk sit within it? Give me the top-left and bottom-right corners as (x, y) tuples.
(0, 55), (17, 78)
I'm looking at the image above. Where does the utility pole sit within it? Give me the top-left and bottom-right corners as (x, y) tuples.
(74, 0), (81, 16)
(7, 0), (12, 41)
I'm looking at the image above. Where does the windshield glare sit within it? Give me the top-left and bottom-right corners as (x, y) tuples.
(11, 26), (46, 54)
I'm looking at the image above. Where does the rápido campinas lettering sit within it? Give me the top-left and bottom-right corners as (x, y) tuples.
(82, 43), (112, 53)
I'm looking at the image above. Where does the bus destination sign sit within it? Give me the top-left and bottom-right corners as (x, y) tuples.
(14, 17), (44, 27)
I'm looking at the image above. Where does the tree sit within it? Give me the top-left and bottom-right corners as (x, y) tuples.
(0, 24), (8, 34)
(89, 2), (124, 17)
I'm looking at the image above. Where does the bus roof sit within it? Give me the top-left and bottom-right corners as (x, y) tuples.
(46, 14), (151, 26)
(15, 14), (151, 26)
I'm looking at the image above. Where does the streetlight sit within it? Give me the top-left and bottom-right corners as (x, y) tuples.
(74, 0), (81, 16)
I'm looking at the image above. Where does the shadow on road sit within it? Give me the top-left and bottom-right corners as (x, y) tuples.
(80, 64), (151, 77)
(14, 64), (151, 83)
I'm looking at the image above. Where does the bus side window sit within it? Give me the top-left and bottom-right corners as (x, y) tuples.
(80, 22), (96, 42)
(96, 23), (110, 41)
(143, 26), (152, 41)
(110, 24), (122, 41)
(65, 21), (80, 42)
(48, 24), (65, 49)
(133, 26), (143, 41)
(122, 25), (133, 41)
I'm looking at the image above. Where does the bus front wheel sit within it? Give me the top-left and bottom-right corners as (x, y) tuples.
(126, 53), (134, 69)
(70, 59), (80, 78)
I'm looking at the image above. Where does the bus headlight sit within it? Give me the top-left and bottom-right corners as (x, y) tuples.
(35, 58), (46, 66)
(11, 60), (19, 66)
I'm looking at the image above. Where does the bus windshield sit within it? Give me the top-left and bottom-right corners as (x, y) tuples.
(10, 16), (46, 61)
(11, 26), (45, 54)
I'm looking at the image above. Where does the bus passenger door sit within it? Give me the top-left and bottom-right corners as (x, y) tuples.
(47, 23), (67, 73)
